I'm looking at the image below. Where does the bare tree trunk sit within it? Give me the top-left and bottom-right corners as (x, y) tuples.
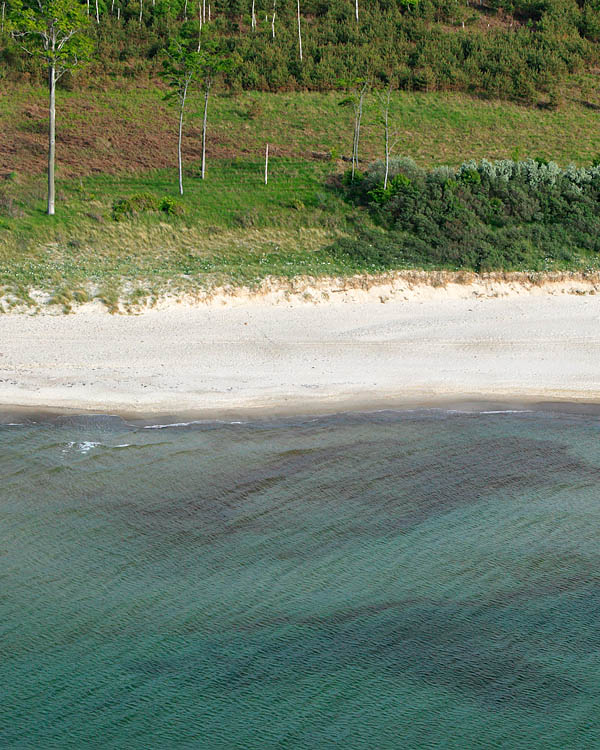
(178, 79), (189, 196)
(351, 81), (367, 181)
(264, 143), (269, 185)
(297, 0), (302, 62)
(355, 0), (358, 22)
(86, 0), (90, 15)
(351, 117), (357, 180)
(208, 3), (211, 20)
(383, 96), (389, 190)
(201, 78), (211, 180)
(95, 0), (100, 23)
(271, 0), (276, 38)
(139, 0), (143, 24)
(48, 63), (56, 216)
(184, 0), (187, 19)
(376, 84), (398, 190)
(111, 0), (115, 13)
(1, 2), (5, 33)
(203, 0), (206, 23)
(251, 0), (256, 29)
(117, 6), (120, 19)
(197, 0), (202, 51)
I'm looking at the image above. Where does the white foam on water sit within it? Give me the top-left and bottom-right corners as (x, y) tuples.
(63, 441), (101, 454)
(479, 410), (534, 415)
(143, 421), (202, 430)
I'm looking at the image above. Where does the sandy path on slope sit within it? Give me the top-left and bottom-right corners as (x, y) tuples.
(1, 289), (600, 418)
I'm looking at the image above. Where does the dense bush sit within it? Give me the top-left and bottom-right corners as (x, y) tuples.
(330, 157), (600, 271)
(1, 0), (598, 102)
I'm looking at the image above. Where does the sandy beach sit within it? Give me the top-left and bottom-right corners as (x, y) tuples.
(2, 276), (600, 418)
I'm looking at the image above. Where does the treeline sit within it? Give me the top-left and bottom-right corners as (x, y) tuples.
(1, 0), (599, 102)
(330, 157), (600, 271)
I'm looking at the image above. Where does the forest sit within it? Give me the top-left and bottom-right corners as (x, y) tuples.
(2, 0), (600, 102)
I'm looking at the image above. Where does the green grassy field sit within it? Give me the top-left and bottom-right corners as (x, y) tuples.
(0, 159), (363, 311)
(3, 85), (600, 310)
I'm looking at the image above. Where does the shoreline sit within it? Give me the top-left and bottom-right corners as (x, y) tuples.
(3, 395), (600, 427)
(2, 284), (600, 419)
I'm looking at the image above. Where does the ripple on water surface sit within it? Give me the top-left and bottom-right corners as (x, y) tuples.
(1, 409), (600, 749)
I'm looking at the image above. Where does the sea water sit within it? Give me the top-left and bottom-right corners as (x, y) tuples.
(2, 408), (600, 749)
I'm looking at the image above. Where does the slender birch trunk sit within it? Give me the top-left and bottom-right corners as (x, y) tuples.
(86, 0), (90, 15)
(208, 4), (211, 20)
(139, 0), (143, 24)
(111, 0), (115, 13)
(1, 2), (5, 33)
(95, 0), (99, 23)
(48, 62), (56, 215)
(264, 143), (269, 185)
(351, 81), (367, 181)
(202, 0), (206, 23)
(377, 85), (397, 190)
(355, 87), (364, 174)
(184, 0), (187, 19)
(197, 0), (202, 51)
(355, 0), (358, 22)
(351, 117), (357, 180)
(178, 78), (190, 196)
(117, 6), (120, 19)
(201, 78), (211, 180)
(297, 0), (302, 62)
(383, 99), (389, 190)
(271, 0), (276, 38)
(251, 0), (256, 29)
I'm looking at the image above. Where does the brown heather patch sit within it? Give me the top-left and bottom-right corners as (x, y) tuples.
(5, 82), (600, 180)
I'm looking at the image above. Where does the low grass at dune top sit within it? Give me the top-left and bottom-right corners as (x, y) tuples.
(0, 158), (364, 310)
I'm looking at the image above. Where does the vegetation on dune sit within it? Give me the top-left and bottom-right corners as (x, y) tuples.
(332, 158), (600, 272)
(3, 152), (600, 311)
(3, 0), (600, 307)
(0, 159), (356, 310)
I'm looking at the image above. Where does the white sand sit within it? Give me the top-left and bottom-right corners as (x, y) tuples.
(2, 277), (600, 417)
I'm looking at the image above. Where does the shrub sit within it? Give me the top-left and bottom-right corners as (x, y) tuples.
(332, 157), (600, 272)
(112, 193), (183, 221)
(158, 196), (184, 216)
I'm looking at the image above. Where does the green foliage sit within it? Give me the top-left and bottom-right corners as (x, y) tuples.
(111, 192), (183, 219)
(2, 0), (598, 102)
(333, 157), (600, 271)
(8, 0), (92, 73)
(158, 195), (184, 215)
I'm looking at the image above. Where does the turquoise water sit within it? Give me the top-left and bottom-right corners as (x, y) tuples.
(2, 408), (600, 748)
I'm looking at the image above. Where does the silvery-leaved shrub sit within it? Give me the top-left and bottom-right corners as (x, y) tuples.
(332, 157), (600, 273)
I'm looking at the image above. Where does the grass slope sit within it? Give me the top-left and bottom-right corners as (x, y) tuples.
(3, 84), (600, 309)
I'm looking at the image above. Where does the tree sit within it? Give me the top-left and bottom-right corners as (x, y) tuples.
(376, 82), (400, 190)
(195, 29), (232, 179)
(338, 76), (369, 181)
(160, 33), (204, 195)
(296, 0), (302, 61)
(9, 0), (91, 215)
(160, 27), (231, 192)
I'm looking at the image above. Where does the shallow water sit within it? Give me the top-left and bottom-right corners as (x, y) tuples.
(2, 409), (600, 748)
